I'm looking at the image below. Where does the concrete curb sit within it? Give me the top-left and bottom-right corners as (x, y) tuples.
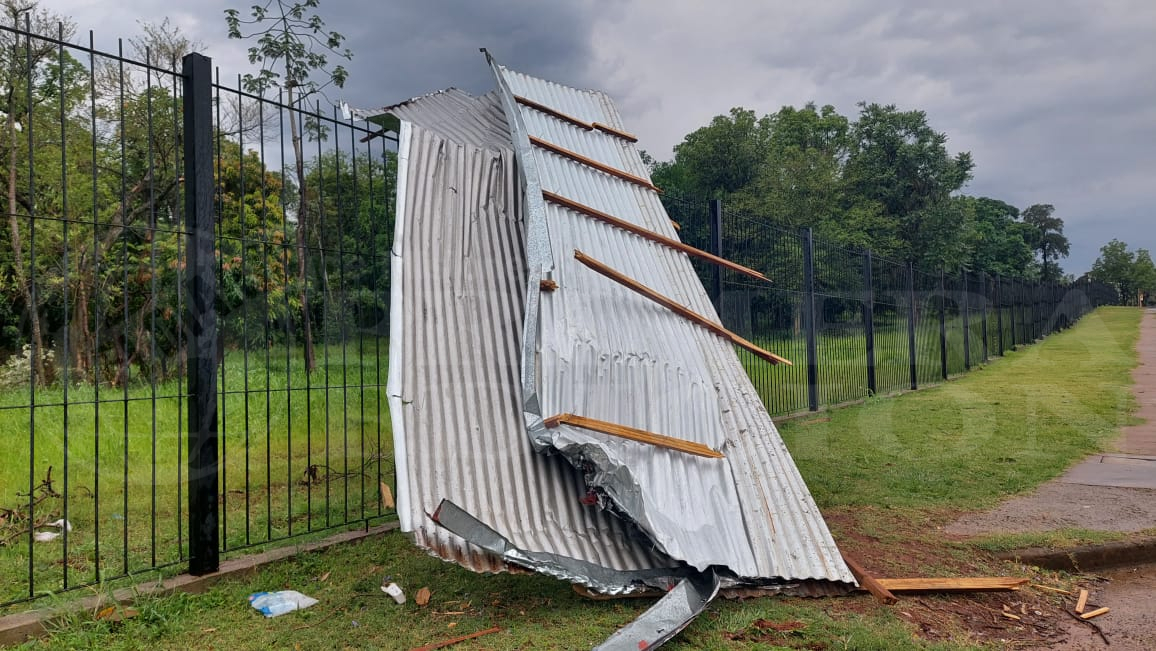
(0, 522), (399, 647)
(996, 536), (1156, 573)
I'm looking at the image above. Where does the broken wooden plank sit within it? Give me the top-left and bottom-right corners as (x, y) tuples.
(1031, 584), (1073, 595)
(1080, 606), (1109, 620)
(591, 121), (639, 143)
(573, 250), (791, 366)
(1075, 588), (1089, 614)
(875, 577), (1030, 593)
(530, 136), (660, 192)
(1001, 612), (1021, 621)
(544, 191), (769, 283)
(841, 554), (897, 605)
(543, 413), (724, 459)
(410, 626), (501, 651)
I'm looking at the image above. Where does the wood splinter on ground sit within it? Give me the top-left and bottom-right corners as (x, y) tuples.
(1074, 588), (1089, 614)
(1080, 606), (1109, 620)
(409, 625), (501, 651)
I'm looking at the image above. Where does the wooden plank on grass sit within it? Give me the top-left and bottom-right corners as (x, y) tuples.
(875, 577), (1030, 593)
(543, 413), (724, 459)
(842, 554), (898, 605)
(1075, 588), (1089, 613)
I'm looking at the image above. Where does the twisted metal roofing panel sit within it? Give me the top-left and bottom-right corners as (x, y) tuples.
(488, 60), (855, 587)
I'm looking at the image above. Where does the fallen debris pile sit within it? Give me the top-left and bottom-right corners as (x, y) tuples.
(357, 53), (861, 649)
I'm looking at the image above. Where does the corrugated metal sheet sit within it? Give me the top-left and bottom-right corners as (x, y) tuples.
(488, 60), (855, 587)
(381, 91), (684, 590)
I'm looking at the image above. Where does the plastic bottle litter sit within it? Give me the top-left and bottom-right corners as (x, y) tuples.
(248, 590), (319, 617)
(381, 581), (406, 604)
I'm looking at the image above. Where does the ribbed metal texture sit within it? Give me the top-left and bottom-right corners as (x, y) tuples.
(492, 64), (855, 587)
(384, 92), (679, 586)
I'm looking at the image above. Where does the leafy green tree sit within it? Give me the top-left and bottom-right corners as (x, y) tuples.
(226, 0), (352, 372)
(665, 107), (772, 197)
(843, 102), (974, 268)
(966, 197), (1035, 277)
(1132, 249), (1156, 305)
(1020, 203), (1069, 282)
(1090, 239), (1137, 303)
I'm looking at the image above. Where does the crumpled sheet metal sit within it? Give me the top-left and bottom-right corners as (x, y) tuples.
(382, 91), (683, 591)
(488, 58), (856, 588)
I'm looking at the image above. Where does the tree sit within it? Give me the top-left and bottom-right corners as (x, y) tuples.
(1020, 203), (1069, 282)
(664, 107), (772, 197)
(966, 197), (1035, 277)
(843, 102), (974, 268)
(1133, 249), (1156, 306)
(225, 0), (352, 372)
(1090, 239), (1137, 303)
(1, 0), (75, 384)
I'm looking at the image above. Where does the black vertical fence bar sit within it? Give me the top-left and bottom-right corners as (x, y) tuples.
(802, 228), (819, 411)
(183, 52), (220, 576)
(907, 262), (918, 390)
(961, 270), (971, 371)
(863, 250), (876, 396)
(1009, 279), (1018, 349)
(938, 269), (948, 380)
(980, 273), (989, 362)
(24, 16), (37, 598)
(708, 199), (723, 313)
(996, 274), (1004, 356)
(57, 23), (72, 589)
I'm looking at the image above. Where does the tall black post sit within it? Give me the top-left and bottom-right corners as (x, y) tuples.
(183, 53), (219, 576)
(802, 228), (819, 411)
(907, 262), (918, 390)
(996, 274), (1004, 356)
(862, 250), (876, 396)
(961, 270), (971, 371)
(1009, 279), (1018, 349)
(708, 199), (723, 315)
(938, 269), (947, 380)
(979, 272), (989, 362)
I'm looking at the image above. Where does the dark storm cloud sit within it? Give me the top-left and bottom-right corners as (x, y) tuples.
(48, 0), (1156, 274)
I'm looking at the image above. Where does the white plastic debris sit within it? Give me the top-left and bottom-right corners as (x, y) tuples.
(248, 590), (319, 617)
(381, 582), (405, 604)
(32, 519), (73, 542)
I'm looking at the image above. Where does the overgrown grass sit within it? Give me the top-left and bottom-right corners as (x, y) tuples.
(14, 306), (1141, 649)
(0, 342), (393, 605)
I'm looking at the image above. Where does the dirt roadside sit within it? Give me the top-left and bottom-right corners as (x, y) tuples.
(945, 308), (1156, 650)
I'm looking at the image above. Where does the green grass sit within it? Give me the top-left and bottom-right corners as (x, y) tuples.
(9, 306), (1142, 650)
(965, 528), (1151, 554)
(17, 531), (970, 651)
(778, 307), (1140, 509)
(0, 342), (393, 605)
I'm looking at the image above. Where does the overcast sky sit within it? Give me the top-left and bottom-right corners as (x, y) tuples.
(47, 0), (1156, 276)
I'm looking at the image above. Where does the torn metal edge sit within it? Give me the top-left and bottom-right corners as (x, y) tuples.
(594, 571), (721, 651)
(483, 49), (553, 448)
(386, 120), (413, 531)
(430, 499), (688, 596)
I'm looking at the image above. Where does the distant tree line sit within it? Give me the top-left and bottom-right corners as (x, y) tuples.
(645, 104), (1072, 280)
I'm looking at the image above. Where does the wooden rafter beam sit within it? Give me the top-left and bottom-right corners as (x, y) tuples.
(513, 95), (639, 142)
(543, 191), (769, 283)
(572, 250), (792, 366)
(543, 413), (724, 459)
(842, 553), (898, 605)
(529, 136), (660, 193)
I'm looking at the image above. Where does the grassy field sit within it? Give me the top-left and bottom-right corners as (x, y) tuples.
(11, 306), (1141, 650)
(0, 342), (394, 605)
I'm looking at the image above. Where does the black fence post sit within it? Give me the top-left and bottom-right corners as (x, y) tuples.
(802, 228), (819, 411)
(1009, 279), (1018, 349)
(708, 199), (723, 315)
(907, 262), (918, 390)
(938, 269), (947, 380)
(183, 52), (219, 576)
(996, 274), (1004, 356)
(980, 272), (989, 362)
(961, 270), (971, 371)
(863, 250), (876, 396)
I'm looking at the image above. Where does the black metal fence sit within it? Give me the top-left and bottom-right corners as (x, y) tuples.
(1, 21), (396, 605)
(664, 194), (1119, 417)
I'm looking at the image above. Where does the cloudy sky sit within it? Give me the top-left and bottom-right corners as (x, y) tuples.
(47, 0), (1156, 275)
